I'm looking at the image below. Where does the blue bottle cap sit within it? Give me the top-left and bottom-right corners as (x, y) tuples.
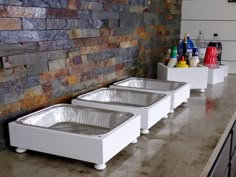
(192, 48), (198, 56)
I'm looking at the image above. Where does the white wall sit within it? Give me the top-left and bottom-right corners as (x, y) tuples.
(181, 0), (236, 73)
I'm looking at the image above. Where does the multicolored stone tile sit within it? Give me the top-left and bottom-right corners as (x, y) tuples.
(0, 0), (182, 129)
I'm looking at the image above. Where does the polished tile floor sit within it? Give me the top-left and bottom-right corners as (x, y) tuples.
(1, 75), (236, 177)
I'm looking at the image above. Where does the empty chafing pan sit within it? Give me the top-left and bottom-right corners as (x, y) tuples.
(9, 104), (140, 170)
(110, 77), (190, 113)
(72, 88), (171, 135)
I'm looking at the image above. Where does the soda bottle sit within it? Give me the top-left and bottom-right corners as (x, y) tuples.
(208, 33), (222, 65)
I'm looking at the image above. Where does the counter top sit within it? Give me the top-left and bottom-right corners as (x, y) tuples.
(0, 76), (236, 177)
(200, 110), (235, 177)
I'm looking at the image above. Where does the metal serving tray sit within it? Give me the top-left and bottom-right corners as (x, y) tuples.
(72, 88), (171, 135)
(110, 77), (191, 112)
(9, 104), (141, 170)
(76, 88), (166, 107)
(16, 104), (130, 135)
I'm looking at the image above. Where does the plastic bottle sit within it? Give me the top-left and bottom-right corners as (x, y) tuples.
(179, 33), (194, 57)
(167, 46), (178, 67)
(176, 56), (189, 68)
(180, 33), (190, 65)
(196, 31), (207, 63)
(164, 49), (171, 65)
(167, 57), (177, 68)
(187, 34), (194, 52)
(208, 33), (222, 65)
(190, 48), (200, 67)
(171, 46), (178, 58)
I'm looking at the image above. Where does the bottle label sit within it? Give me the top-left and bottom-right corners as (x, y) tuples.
(167, 58), (177, 68)
(198, 48), (206, 59)
(190, 56), (200, 67)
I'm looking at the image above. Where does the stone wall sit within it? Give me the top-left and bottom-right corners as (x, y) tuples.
(0, 0), (182, 149)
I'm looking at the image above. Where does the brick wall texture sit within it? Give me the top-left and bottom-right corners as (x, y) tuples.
(0, 0), (182, 121)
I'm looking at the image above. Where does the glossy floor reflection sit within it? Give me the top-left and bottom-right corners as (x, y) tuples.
(1, 75), (236, 177)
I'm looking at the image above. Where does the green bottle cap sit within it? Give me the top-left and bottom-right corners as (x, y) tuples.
(171, 46), (177, 58)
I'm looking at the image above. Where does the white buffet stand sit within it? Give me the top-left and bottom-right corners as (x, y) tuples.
(207, 67), (225, 85)
(157, 63), (208, 92)
(219, 64), (229, 77)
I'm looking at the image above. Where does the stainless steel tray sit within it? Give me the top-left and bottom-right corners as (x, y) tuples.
(77, 88), (166, 107)
(16, 104), (132, 136)
(113, 77), (186, 91)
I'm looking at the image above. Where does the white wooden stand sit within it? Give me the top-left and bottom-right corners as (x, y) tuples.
(72, 92), (171, 135)
(111, 78), (190, 112)
(9, 115), (140, 170)
(157, 63), (208, 92)
(207, 67), (225, 84)
(219, 65), (229, 77)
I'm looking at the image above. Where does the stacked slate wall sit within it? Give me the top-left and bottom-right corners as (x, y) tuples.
(0, 0), (182, 149)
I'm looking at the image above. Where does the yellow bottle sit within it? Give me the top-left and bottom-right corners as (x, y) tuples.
(176, 56), (189, 68)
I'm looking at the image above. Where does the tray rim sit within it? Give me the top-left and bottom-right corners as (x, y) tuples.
(76, 87), (168, 108)
(12, 104), (135, 138)
(112, 77), (187, 91)
(114, 77), (187, 85)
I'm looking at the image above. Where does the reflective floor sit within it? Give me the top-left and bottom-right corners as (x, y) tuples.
(1, 75), (236, 177)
